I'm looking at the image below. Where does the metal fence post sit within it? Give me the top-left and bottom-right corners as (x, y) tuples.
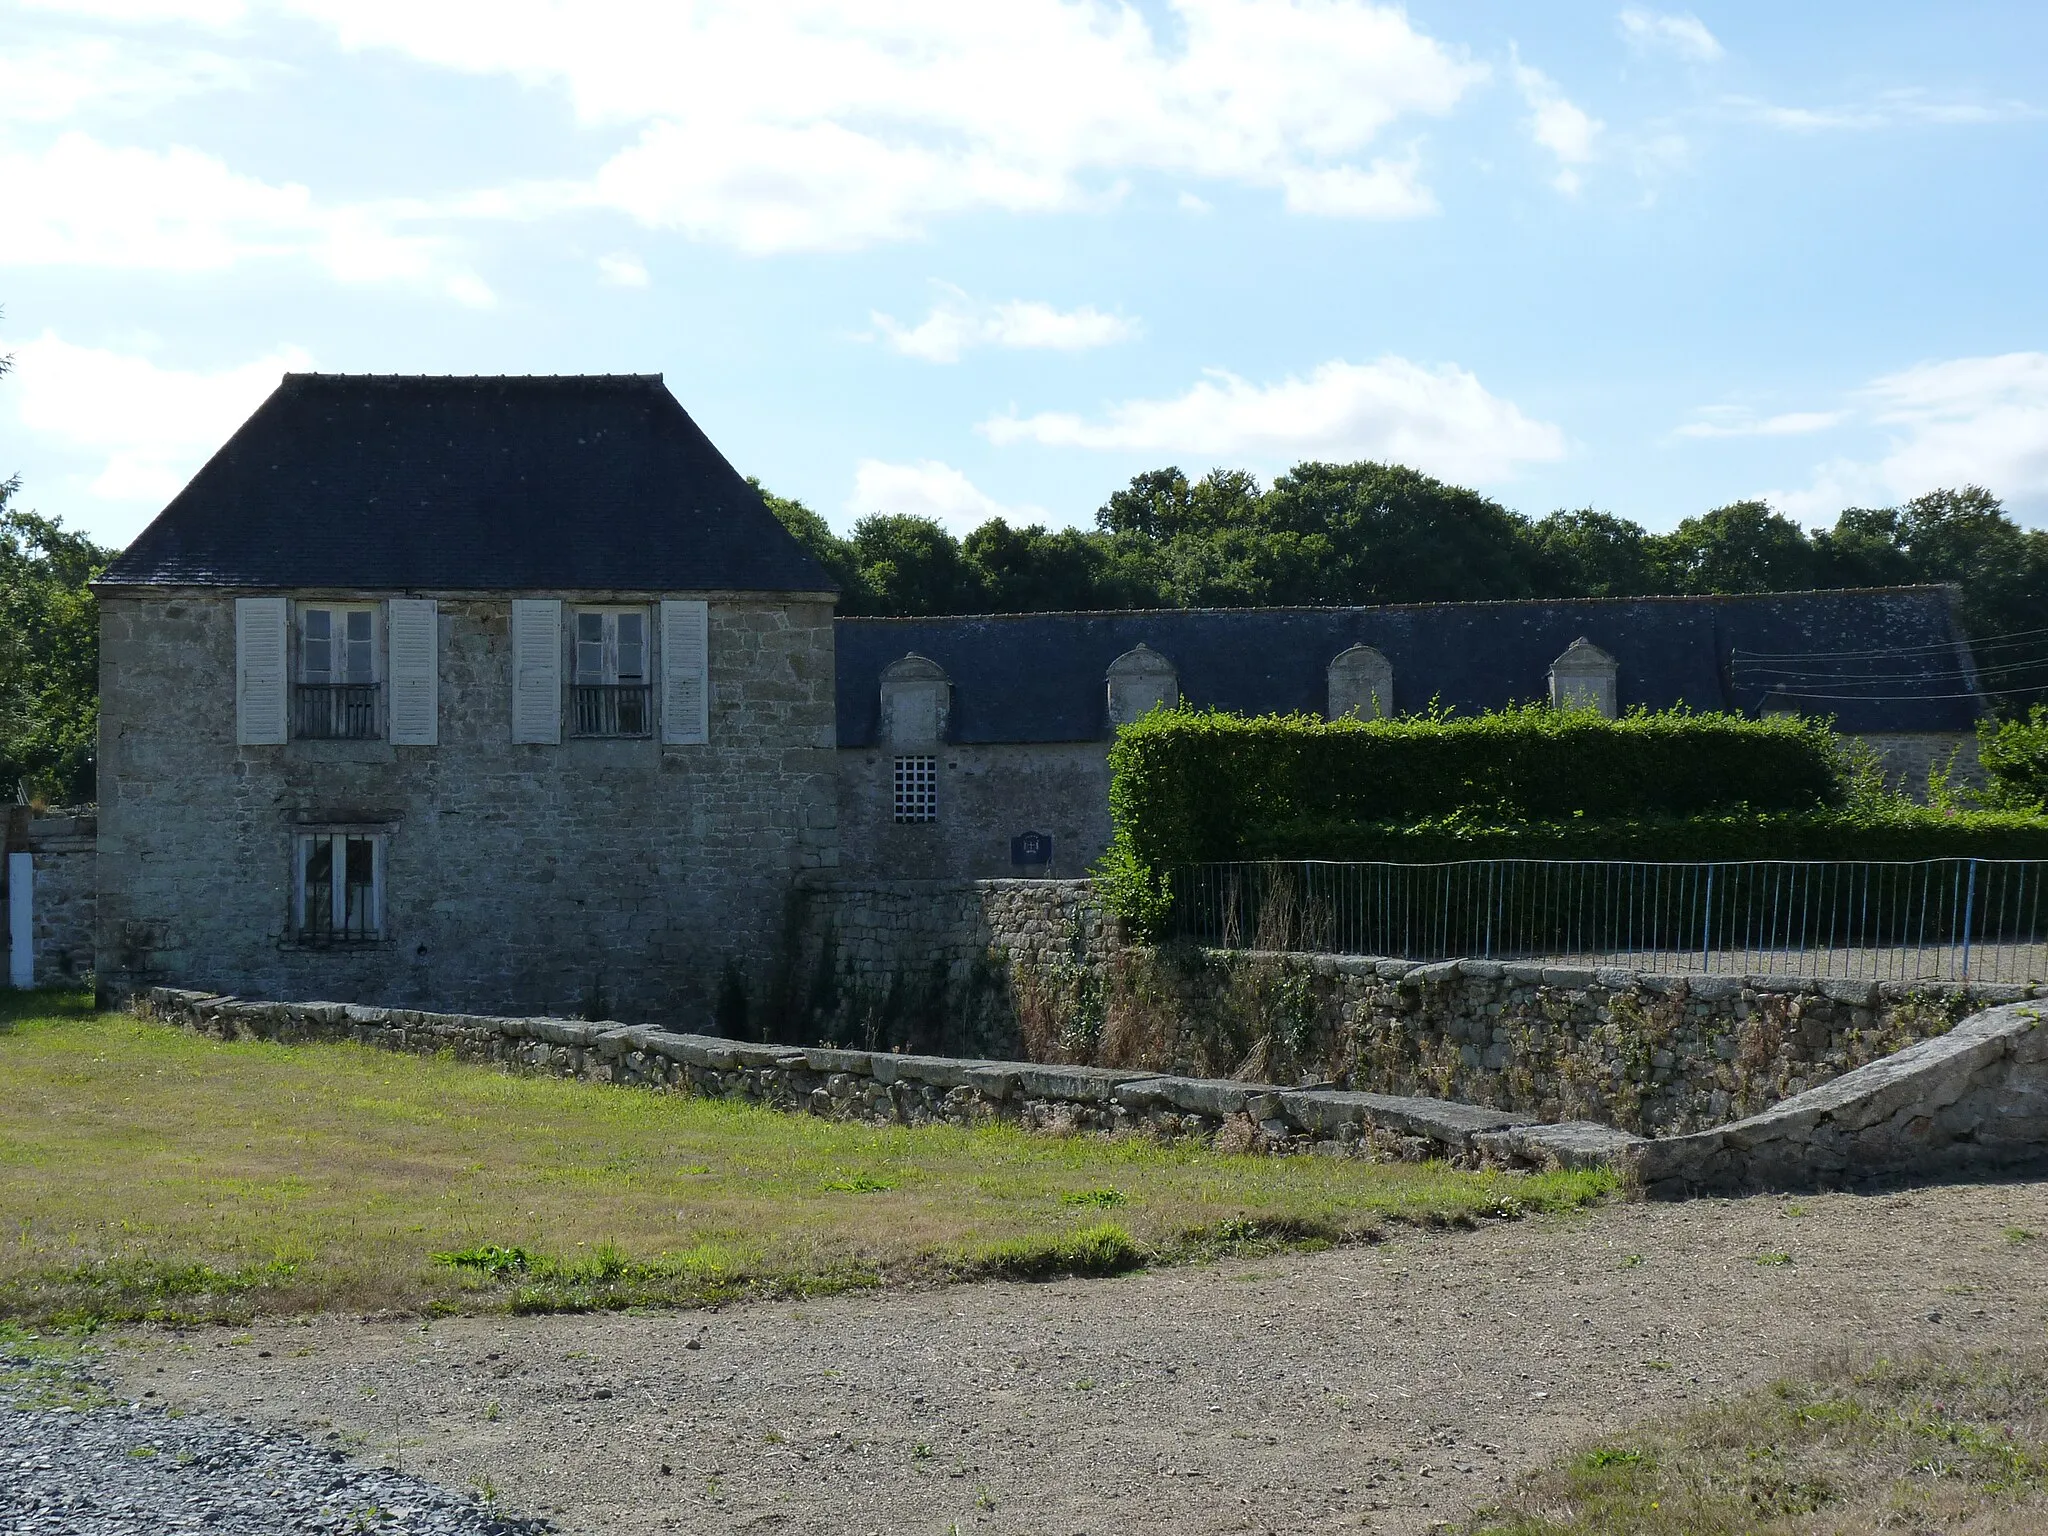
(1701, 864), (1714, 972)
(1961, 857), (1979, 981)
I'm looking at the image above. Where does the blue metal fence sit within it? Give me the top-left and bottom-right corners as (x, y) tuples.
(1168, 859), (2048, 983)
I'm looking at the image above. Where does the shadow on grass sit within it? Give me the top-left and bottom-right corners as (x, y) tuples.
(0, 989), (96, 1032)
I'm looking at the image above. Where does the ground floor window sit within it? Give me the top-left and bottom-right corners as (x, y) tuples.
(893, 755), (938, 823)
(295, 831), (383, 943)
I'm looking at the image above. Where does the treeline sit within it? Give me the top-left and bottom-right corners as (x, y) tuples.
(0, 476), (111, 808)
(762, 462), (2048, 699)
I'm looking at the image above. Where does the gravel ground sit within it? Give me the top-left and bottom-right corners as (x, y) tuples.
(0, 1348), (550, 1535)
(101, 1178), (2048, 1536)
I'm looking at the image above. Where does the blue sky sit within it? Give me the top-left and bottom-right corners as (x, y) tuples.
(3, 0), (2045, 550)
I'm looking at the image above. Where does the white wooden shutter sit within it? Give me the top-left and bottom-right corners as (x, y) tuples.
(660, 599), (708, 745)
(387, 598), (438, 746)
(510, 599), (561, 744)
(235, 597), (289, 745)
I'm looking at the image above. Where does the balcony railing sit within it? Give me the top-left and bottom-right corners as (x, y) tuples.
(293, 682), (382, 741)
(572, 683), (652, 738)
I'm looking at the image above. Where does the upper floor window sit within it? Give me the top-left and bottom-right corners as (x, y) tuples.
(296, 605), (382, 740)
(571, 607), (651, 737)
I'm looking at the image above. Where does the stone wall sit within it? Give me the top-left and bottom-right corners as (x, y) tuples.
(96, 592), (838, 1022)
(4, 810), (97, 987)
(134, 986), (1629, 1172)
(1043, 943), (2038, 1139)
(1857, 730), (1982, 799)
(834, 741), (1113, 880)
(1632, 1001), (2048, 1194)
(782, 877), (1096, 1058)
(137, 985), (2048, 1192)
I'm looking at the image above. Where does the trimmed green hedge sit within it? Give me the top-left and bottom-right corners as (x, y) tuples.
(1097, 706), (2048, 931)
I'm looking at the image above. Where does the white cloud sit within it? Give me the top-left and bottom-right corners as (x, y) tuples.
(1728, 90), (2041, 133)
(980, 356), (1567, 483)
(1513, 60), (1602, 194)
(870, 284), (1135, 364)
(1764, 353), (2048, 522)
(19, 0), (249, 23)
(597, 252), (650, 288)
(1677, 408), (1849, 439)
(0, 133), (492, 304)
(1617, 8), (1724, 63)
(283, 0), (1485, 251)
(6, 332), (310, 508)
(847, 459), (1046, 534)
(0, 38), (250, 123)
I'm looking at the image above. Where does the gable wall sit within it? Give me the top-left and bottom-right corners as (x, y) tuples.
(95, 592), (837, 1023)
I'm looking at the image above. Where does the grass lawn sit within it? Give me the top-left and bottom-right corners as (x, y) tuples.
(0, 993), (1611, 1325)
(1466, 1346), (2048, 1535)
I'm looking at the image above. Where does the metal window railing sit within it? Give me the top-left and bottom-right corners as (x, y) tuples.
(1168, 858), (2048, 984)
(571, 683), (652, 738)
(293, 682), (382, 740)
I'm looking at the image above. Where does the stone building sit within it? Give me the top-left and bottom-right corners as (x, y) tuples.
(832, 589), (1986, 879)
(91, 374), (838, 1019)
(72, 370), (1987, 1019)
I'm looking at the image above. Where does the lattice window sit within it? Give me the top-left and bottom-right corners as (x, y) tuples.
(893, 755), (938, 823)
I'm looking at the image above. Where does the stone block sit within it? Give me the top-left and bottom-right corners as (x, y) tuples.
(1501, 962), (1546, 985)
(730, 1043), (806, 1070)
(1111, 1077), (1258, 1117)
(805, 1047), (874, 1076)
(1818, 978), (1880, 1008)
(1473, 1121), (1646, 1172)
(1461, 960), (1505, 981)
(1374, 959), (1414, 979)
(870, 1053), (988, 1090)
(1688, 975), (1741, 1001)
(1408, 960), (1462, 986)
(1594, 967), (1638, 991)
(1011, 1064), (1157, 1105)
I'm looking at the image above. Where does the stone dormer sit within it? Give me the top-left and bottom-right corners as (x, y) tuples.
(1106, 644), (1178, 728)
(1548, 636), (1619, 718)
(1326, 644), (1393, 720)
(879, 652), (951, 747)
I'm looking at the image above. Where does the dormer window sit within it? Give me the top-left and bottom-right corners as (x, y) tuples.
(295, 604), (381, 739)
(571, 607), (651, 737)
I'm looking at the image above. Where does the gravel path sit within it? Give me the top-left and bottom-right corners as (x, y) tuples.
(0, 1347), (550, 1535)
(102, 1178), (2048, 1536)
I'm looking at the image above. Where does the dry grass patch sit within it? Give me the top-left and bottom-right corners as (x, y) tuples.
(0, 996), (1611, 1325)
(1468, 1346), (2048, 1535)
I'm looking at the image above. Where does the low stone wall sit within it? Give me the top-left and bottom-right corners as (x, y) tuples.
(135, 986), (1624, 1172)
(4, 810), (97, 988)
(1631, 1001), (2048, 1195)
(139, 986), (2048, 1193)
(1048, 945), (2042, 1139)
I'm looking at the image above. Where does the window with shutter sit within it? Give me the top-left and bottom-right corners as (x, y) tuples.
(660, 599), (708, 745)
(569, 606), (652, 737)
(295, 602), (382, 740)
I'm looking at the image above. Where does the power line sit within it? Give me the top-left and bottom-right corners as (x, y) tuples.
(1732, 624), (2048, 662)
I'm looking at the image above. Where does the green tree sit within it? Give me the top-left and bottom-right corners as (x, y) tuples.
(845, 514), (974, 617)
(1524, 508), (1658, 598)
(1652, 500), (1819, 594)
(750, 479), (868, 608)
(1255, 460), (1536, 603)
(0, 480), (114, 805)
(962, 519), (1131, 612)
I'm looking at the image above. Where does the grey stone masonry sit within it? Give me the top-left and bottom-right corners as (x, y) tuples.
(5, 809), (97, 987)
(1631, 1002), (2048, 1195)
(95, 593), (838, 1022)
(139, 986), (2048, 1193)
(138, 986), (1582, 1169)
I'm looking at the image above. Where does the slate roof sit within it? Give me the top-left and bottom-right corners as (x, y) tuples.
(836, 588), (1983, 745)
(96, 374), (834, 594)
